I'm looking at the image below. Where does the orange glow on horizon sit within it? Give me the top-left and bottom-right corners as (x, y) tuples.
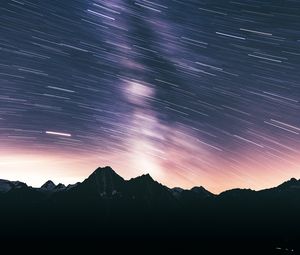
(0, 147), (299, 194)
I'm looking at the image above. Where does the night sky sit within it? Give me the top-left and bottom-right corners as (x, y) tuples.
(1, 0), (300, 193)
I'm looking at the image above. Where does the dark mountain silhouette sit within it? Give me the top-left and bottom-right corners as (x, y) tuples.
(0, 166), (299, 254)
(41, 180), (56, 190)
(0, 179), (27, 193)
(85, 166), (125, 193)
(70, 166), (126, 198)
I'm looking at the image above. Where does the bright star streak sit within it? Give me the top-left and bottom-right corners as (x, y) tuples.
(45, 131), (72, 137)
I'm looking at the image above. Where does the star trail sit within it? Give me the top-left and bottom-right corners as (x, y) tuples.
(0, 0), (300, 193)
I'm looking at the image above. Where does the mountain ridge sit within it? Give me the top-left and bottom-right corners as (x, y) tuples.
(1, 166), (300, 253)
(1, 166), (299, 195)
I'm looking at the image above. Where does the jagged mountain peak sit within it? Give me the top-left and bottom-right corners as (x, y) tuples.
(286, 177), (299, 184)
(0, 179), (27, 193)
(191, 186), (207, 192)
(83, 166), (125, 196)
(132, 173), (154, 182)
(88, 166), (125, 183)
(56, 183), (66, 189)
(191, 186), (214, 197)
(94, 166), (114, 173)
(41, 180), (56, 190)
(89, 166), (123, 180)
(275, 177), (300, 190)
(126, 173), (173, 202)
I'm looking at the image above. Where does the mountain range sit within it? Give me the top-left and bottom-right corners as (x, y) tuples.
(0, 166), (299, 254)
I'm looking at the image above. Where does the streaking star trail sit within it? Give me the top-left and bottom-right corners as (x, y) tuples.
(45, 131), (72, 137)
(0, 0), (299, 193)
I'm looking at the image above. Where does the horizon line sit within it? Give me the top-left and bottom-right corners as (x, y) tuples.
(0, 166), (298, 195)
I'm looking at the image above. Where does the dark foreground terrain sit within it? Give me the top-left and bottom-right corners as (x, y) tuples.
(0, 166), (299, 254)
